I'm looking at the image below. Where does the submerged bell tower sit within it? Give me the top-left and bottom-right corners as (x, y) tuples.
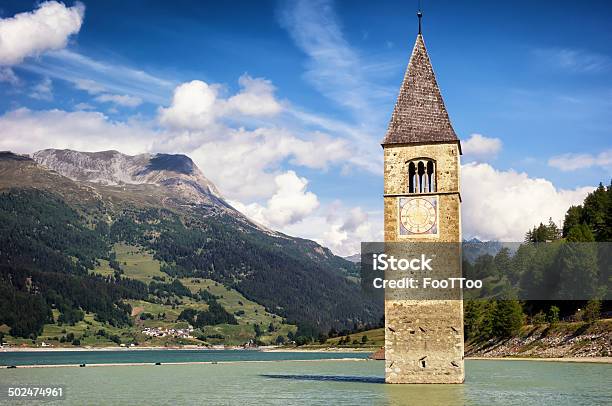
(382, 11), (464, 384)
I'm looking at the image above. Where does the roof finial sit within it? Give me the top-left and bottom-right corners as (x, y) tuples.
(417, 0), (423, 35)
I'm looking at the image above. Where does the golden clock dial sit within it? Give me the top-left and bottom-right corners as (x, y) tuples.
(400, 197), (436, 234)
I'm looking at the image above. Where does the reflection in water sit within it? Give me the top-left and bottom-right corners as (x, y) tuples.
(384, 383), (466, 406)
(262, 374), (385, 384)
(261, 374), (467, 406)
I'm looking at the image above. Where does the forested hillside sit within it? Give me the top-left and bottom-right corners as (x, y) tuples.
(0, 151), (381, 345)
(464, 181), (611, 344)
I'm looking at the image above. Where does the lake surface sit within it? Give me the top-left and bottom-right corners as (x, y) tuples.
(0, 349), (368, 366)
(0, 351), (610, 405)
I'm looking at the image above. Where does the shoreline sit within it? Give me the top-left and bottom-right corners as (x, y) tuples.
(465, 356), (612, 364)
(1, 358), (369, 369)
(2, 357), (610, 369)
(1, 346), (610, 365)
(0, 346), (371, 353)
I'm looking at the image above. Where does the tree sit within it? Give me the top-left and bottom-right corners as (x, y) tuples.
(556, 243), (599, 300)
(494, 248), (512, 276)
(275, 335), (285, 345)
(562, 206), (583, 237)
(294, 335), (311, 346)
(566, 224), (595, 242)
(582, 183), (608, 241)
(473, 255), (498, 280)
(526, 220), (561, 243)
(361, 335), (368, 344)
(546, 218), (561, 241)
(582, 299), (601, 323)
(547, 306), (560, 324)
(464, 300), (494, 341)
(492, 299), (524, 338)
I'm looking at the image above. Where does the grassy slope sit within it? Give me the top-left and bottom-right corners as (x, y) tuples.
(3, 237), (299, 347)
(5, 311), (128, 347)
(179, 278), (296, 345)
(3, 243), (297, 347)
(93, 243), (167, 283)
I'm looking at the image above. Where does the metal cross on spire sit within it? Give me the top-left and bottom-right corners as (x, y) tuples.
(417, 0), (423, 34)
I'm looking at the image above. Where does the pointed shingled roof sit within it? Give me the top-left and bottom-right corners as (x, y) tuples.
(382, 34), (459, 146)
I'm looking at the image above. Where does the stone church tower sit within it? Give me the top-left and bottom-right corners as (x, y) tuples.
(382, 15), (464, 384)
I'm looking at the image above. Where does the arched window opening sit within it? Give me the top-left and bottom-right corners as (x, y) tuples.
(407, 158), (436, 194)
(408, 162), (416, 193)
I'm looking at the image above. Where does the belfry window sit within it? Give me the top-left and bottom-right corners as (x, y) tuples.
(408, 159), (436, 193)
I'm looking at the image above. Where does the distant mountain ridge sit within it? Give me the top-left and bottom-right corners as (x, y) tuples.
(33, 149), (224, 206)
(343, 253), (361, 263)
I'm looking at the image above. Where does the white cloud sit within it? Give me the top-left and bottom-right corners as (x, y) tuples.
(226, 75), (283, 116)
(278, 0), (393, 118)
(159, 76), (283, 130)
(461, 162), (593, 241)
(533, 48), (611, 74)
(74, 102), (94, 110)
(548, 150), (612, 173)
(235, 192), (383, 257)
(74, 78), (106, 94)
(462, 133), (502, 161)
(0, 67), (19, 84)
(232, 171), (319, 228)
(276, 0), (394, 178)
(187, 127), (350, 200)
(75, 76), (144, 108)
(158, 80), (220, 130)
(339, 207), (368, 233)
(95, 93), (143, 107)
(280, 203), (383, 257)
(0, 108), (156, 155)
(29, 77), (53, 100)
(22, 49), (175, 105)
(0, 1), (84, 66)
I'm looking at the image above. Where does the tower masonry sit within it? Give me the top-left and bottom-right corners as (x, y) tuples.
(382, 22), (464, 384)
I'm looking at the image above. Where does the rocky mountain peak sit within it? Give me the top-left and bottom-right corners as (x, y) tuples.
(32, 148), (223, 205)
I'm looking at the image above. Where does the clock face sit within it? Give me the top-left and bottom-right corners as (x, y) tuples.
(399, 196), (438, 236)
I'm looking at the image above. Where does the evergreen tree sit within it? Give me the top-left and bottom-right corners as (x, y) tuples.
(582, 299), (601, 323)
(562, 206), (583, 237)
(556, 243), (599, 300)
(566, 224), (595, 242)
(582, 183), (608, 241)
(492, 299), (524, 338)
(547, 306), (560, 324)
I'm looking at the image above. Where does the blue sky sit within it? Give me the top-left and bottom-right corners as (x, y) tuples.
(0, 0), (610, 254)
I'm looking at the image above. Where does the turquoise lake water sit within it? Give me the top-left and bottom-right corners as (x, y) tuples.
(0, 349), (368, 366)
(0, 351), (610, 405)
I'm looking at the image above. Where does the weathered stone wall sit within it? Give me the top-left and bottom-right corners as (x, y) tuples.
(383, 141), (464, 384)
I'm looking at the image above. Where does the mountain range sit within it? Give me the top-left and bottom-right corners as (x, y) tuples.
(0, 149), (382, 343)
